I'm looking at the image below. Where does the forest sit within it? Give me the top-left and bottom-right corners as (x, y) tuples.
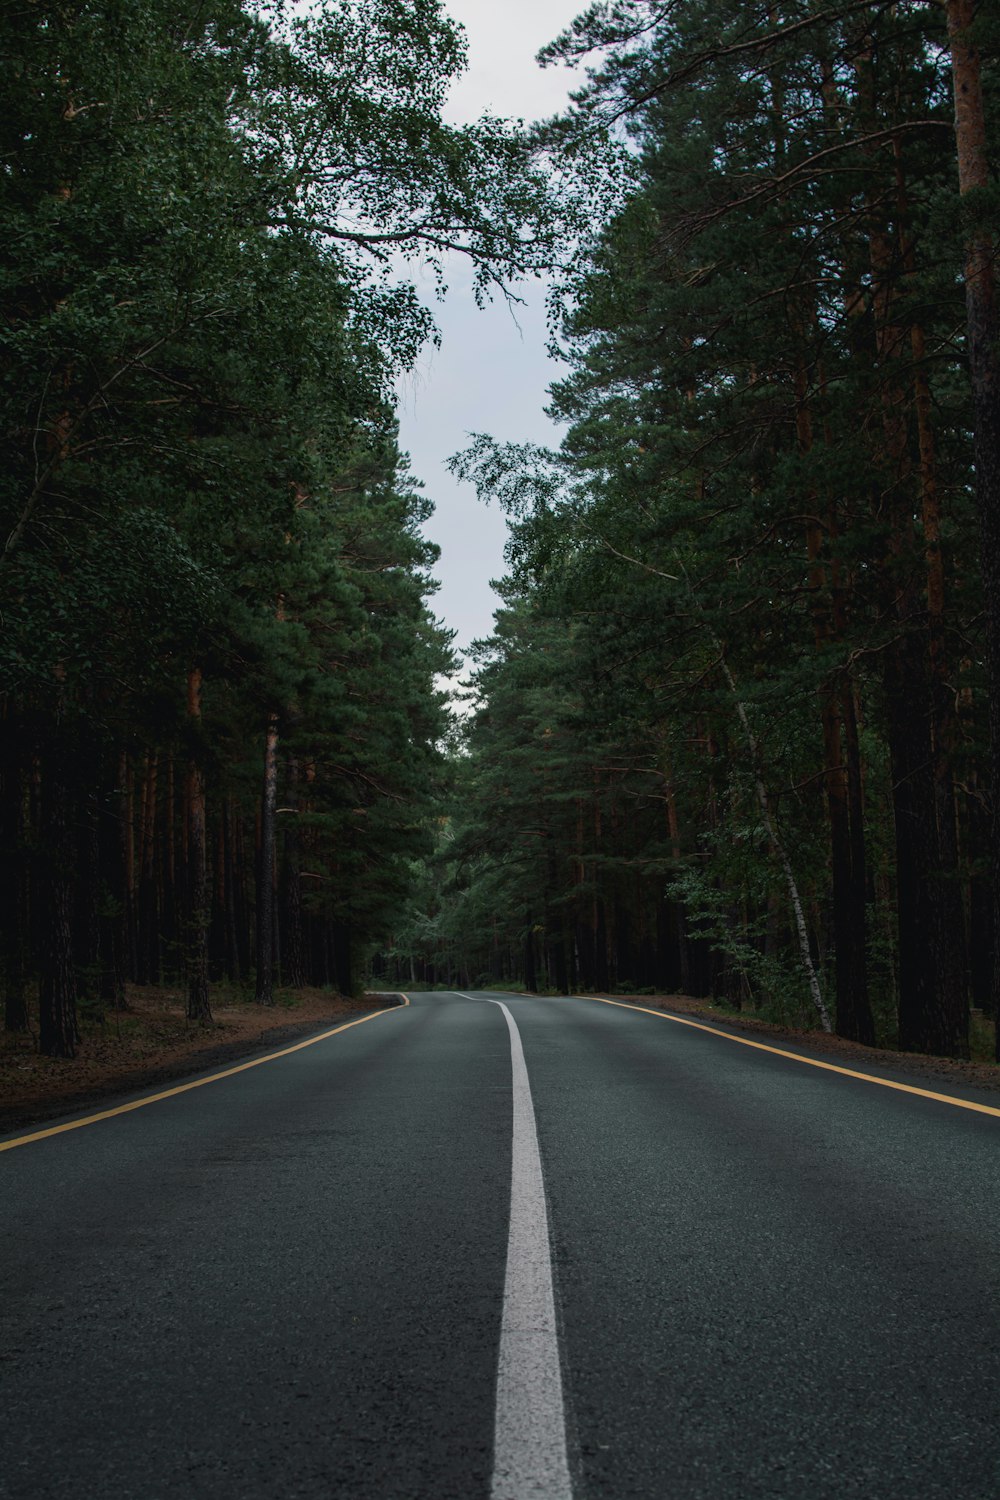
(2, 0), (998, 1066)
(378, 0), (1000, 1061)
(0, 0), (562, 1056)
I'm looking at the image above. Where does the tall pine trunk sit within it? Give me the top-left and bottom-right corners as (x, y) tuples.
(797, 354), (874, 1043)
(74, 774), (101, 1020)
(1, 719), (29, 1032)
(255, 712), (279, 1004)
(280, 755), (304, 988)
(185, 669), (211, 1024)
(98, 749), (127, 1013)
(136, 752), (159, 985)
(864, 134), (968, 1056)
(38, 736), (78, 1057)
(523, 911), (538, 993)
(946, 0), (1000, 1051)
(222, 799), (243, 982)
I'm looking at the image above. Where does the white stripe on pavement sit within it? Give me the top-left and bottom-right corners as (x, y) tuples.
(458, 993), (573, 1500)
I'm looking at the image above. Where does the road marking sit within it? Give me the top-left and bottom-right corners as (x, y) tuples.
(570, 994), (1000, 1120)
(457, 993), (573, 1500)
(0, 997), (409, 1155)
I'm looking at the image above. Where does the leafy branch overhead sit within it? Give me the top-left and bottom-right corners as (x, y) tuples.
(251, 0), (574, 304)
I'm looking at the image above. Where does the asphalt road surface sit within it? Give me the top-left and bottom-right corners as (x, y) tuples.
(3, 990), (1000, 1499)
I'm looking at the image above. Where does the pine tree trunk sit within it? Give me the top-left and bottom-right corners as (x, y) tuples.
(797, 353), (874, 1043)
(546, 845), (571, 994)
(185, 670), (212, 1024)
(919, 356), (970, 1041)
(255, 712), (279, 1004)
(161, 753), (178, 982)
(895, 136), (971, 1046)
(841, 681), (871, 1015)
(967, 772), (993, 1012)
(223, 800), (242, 983)
(280, 756), (305, 988)
(123, 755), (138, 982)
(661, 765), (685, 993)
(523, 911), (538, 992)
(332, 921), (353, 997)
(74, 776), (101, 1022)
(136, 752), (159, 985)
(209, 816), (226, 981)
(39, 743), (78, 1057)
(592, 779), (610, 991)
(98, 749), (127, 1012)
(945, 0), (1000, 1053)
(864, 134), (968, 1057)
(1, 722), (29, 1032)
(885, 633), (968, 1054)
(236, 806), (252, 980)
(821, 693), (873, 1043)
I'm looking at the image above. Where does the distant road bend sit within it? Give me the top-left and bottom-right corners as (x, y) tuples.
(3, 990), (1000, 1499)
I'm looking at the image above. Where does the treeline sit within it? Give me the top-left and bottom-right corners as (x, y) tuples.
(380, 0), (999, 1059)
(0, 0), (560, 1053)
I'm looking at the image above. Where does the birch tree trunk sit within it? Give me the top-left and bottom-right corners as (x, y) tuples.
(720, 658), (833, 1033)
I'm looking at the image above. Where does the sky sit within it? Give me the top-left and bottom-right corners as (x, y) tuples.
(395, 0), (584, 666)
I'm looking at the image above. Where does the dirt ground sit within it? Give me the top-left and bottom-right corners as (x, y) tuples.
(0, 985), (403, 1132)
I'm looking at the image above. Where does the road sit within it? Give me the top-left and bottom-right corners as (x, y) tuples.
(3, 990), (1000, 1499)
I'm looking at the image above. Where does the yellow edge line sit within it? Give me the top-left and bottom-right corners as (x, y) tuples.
(0, 995), (410, 1154)
(574, 993), (1000, 1120)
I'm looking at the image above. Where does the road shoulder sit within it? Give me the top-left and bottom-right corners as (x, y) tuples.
(565, 990), (1000, 1098)
(0, 988), (405, 1133)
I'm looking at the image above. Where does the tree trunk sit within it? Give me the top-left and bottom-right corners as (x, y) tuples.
(185, 669), (212, 1024)
(38, 742), (78, 1057)
(945, 0), (1000, 1052)
(885, 632), (967, 1054)
(967, 773), (993, 1013)
(523, 911), (538, 993)
(862, 107), (968, 1057)
(98, 749), (127, 1013)
(280, 756), (305, 988)
(136, 752), (159, 985)
(1, 721), (29, 1032)
(255, 712), (279, 1004)
(222, 799), (242, 983)
(718, 652), (832, 1031)
(332, 921), (353, 997)
(797, 351), (874, 1043)
(74, 775), (101, 1023)
(161, 753), (178, 983)
(209, 815), (227, 981)
(894, 135), (970, 1044)
(124, 754), (138, 982)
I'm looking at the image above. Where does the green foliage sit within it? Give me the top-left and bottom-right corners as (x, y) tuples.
(414, 0), (994, 1056)
(0, 0), (567, 1025)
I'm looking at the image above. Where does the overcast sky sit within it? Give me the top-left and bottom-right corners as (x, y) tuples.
(395, 1), (583, 665)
